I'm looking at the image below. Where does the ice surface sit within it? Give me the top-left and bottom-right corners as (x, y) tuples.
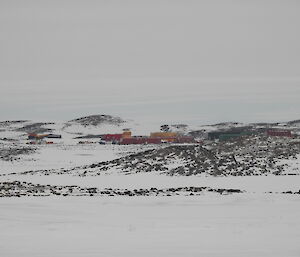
(0, 195), (300, 257)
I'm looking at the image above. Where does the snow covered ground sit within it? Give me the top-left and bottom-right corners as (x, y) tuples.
(1, 195), (300, 257)
(0, 143), (158, 174)
(1, 141), (300, 256)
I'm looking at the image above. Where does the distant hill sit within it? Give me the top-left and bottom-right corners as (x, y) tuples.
(66, 115), (126, 127)
(0, 120), (28, 127)
(287, 119), (300, 127)
(16, 122), (54, 134)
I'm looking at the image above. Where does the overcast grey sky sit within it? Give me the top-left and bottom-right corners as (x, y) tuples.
(1, 0), (299, 124)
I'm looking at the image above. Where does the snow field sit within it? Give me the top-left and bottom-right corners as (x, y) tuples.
(0, 195), (299, 257)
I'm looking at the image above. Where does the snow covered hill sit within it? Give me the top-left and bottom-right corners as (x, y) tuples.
(12, 134), (299, 178)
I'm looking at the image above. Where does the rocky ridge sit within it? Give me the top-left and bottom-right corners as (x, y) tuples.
(0, 181), (243, 197)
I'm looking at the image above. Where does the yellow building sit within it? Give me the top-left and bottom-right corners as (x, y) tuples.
(122, 131), (132, 139)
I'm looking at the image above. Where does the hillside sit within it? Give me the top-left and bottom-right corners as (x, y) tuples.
(15, 134), (300, 178)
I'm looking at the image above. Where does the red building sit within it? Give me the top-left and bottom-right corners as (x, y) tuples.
(120, 137), (162, 145)
(120, 136), (196, 145)
(103, 134), (123, 142)
(267, 130), (292, 137)
(175, 136), (195, 143)
(102, 131), (196, 145)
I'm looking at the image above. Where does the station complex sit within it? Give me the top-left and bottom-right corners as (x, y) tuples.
(102, 130), (195, 144)
(27, 127), (294, 145)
